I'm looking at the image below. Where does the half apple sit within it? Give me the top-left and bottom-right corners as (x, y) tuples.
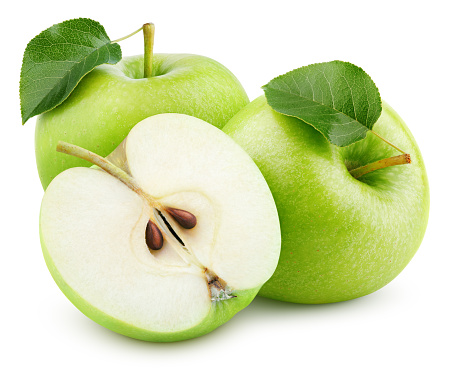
(39, 114), (281, 342)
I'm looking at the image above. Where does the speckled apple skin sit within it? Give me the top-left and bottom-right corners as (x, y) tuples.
(224, 97), (430, 304)
(35, 54), (249, 189)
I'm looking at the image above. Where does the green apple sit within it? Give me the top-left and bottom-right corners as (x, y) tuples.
(35, 53), (249, 189)
(223, 96), (429, 304)
(40, 114), (281, 341)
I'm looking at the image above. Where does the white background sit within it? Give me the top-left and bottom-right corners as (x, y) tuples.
(1, 1), (454, 376)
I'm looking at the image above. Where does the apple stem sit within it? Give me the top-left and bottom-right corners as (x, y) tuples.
(111, 25), (143, 44)
(110, 23), (155, 79)
(370, 130), (406, 154)
(349, 154), (411, 179)
(143, 23), (155, 78)
(56, 141), (163, 210)
(56, 141), (208, 270)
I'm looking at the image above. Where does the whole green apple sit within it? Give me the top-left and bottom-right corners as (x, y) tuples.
(35, 54), (249, 188)
(224, 96), (429, 304)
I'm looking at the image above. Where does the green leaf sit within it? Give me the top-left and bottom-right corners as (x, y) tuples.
(262, 61), (382, 147)
(20, 18), (122, 124)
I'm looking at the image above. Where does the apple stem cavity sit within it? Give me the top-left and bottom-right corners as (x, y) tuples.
(370, 130), (406, 154)
(143, 23), (155, 79)
(349, 153), (411, 179)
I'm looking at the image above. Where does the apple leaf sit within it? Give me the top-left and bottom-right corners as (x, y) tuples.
(20, 18), (122, 124)
(262, 61), (382, 147)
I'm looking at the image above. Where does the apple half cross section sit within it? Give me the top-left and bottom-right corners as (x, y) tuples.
(39, 114), (281, 342)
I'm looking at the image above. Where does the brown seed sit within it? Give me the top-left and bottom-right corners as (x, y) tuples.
(145, 220), (163, 250)
(166, 207), (197, 229)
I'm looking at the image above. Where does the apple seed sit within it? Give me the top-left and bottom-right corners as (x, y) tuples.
(145, 220), (164, 250)
(166, 207), (197, 229)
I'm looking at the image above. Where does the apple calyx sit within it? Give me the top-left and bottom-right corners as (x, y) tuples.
(205, 270), (237, 301)
(56, 141), (233, 301)
(349, 153), (411, 179)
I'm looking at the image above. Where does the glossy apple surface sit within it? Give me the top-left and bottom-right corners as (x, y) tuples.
(35, 54), (249, 188)
(224, 96), (429, 304)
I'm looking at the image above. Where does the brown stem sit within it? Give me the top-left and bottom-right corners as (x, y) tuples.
(349, 154), (411, 179)
(143, 23), (155, 78)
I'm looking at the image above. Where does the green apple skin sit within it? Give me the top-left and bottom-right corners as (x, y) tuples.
(41, 228), (258, 342)
(35, 54), (249, 189)
(224, 97), (430, 304)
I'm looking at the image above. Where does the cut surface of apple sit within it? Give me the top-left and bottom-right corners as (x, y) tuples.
(40, 114), (281, 342)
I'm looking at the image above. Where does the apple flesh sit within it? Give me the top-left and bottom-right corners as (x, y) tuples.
(40, 114), (281, 341)
(35, 54), (250, 189)
(223, 97), (429, 304)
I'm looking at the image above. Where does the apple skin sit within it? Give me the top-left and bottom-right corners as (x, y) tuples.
(41, 232), (258, 341)
(224, 96), (430, 304)
(35, 54), (249, 189)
